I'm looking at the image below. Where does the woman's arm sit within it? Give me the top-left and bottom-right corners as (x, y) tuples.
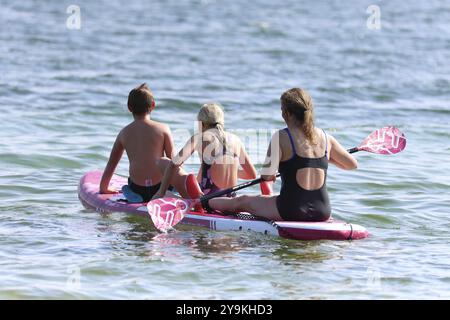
(100, 133), (124, 193)
(329, 135), (358, 170)
(260, 130), (282, 181)
(153, 134), (198, 199)
(238, 140), (257, 179)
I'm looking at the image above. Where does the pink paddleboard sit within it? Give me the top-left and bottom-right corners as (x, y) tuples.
(78, 171), (369, 241)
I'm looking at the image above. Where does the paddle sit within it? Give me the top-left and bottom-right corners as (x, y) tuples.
(347, 126), (406, 155)
(147, 126), (406, 232)
(147, 175), (280, 232)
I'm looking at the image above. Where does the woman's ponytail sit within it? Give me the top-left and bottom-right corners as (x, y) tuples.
(280, 88), (317, 144)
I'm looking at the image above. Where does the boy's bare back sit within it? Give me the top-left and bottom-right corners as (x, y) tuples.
(120, 118), (173, 186)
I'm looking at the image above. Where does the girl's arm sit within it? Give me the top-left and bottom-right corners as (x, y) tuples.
(100, 133), (124, 193)
(153, 134), (198, 199)
(260, 130), (282, 181)
(329, 135), (358, 170)
(238, 139), (257, 179)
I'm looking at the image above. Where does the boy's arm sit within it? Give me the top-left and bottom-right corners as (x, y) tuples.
(163, 126), (174, 159)
(100, 134), (124, 194)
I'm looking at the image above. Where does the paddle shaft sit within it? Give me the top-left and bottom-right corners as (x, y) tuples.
(200, 173), (280, 201)
(200, 146), (360, 202)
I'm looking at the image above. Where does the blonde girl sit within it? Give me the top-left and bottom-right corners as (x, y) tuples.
(152, 103), (257, 201)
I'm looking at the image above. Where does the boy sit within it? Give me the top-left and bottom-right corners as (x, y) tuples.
(99, 83), (174, 202)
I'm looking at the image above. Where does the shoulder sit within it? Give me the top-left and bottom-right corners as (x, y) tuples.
(150, 120), (172, 134)
(328, 134), (339, 148)
(121, 121), (135, 131)
(318, 130), (338, 152)
(161, 123), (172, 136)
(266, 129), (290, 153)
(116, 123), (134, 146)
(225, 132), (244, 154)
(225, 132), (240, 145)
(313, 127), (329, 137)
(154, 120), (171, 131)
(118, 122), (134, 137)
(314, 127), (333, 141)
(320, 129), (335, 143)
(277, 128), (288, 137)
(276, 128), (290, 144)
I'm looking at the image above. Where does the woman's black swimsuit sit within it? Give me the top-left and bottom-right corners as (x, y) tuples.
(276, 128), (331, 222)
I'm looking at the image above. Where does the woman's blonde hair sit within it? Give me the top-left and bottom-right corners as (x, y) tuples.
(197, 103), (228, 150)
(280, 88), (317, 144)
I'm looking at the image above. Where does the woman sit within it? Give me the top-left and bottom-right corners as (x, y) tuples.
(207, 88), (358, 222)
(151, 103), (257, 201)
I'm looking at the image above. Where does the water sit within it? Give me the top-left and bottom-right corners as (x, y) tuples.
(1, 0), (449, 299)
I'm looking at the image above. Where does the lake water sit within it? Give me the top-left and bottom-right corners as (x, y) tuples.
(0, 0), (449, 299)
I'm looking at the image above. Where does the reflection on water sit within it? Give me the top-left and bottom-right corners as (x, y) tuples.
(111, 210), (339, 267)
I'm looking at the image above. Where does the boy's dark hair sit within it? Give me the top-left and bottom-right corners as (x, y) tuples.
(127, 83), (155, 115)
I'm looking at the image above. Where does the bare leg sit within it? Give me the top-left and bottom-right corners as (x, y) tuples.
(209, 195), (283, 221)
(156, 157), (191, 198)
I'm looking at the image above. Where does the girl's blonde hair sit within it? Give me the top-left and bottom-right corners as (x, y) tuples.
(280, 88), (317, 144)
(197, 103), (228, 150)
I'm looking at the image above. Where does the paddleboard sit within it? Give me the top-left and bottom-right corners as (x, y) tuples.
(78, 171), (369, 241)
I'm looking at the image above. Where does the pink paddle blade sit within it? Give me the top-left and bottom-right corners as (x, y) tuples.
(358, 126), (406, 155)
(147, 198), (194, 232)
